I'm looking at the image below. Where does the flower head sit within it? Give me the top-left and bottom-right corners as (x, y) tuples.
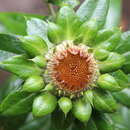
(0, 0), (128, 123)
(47, 40), (98, 97)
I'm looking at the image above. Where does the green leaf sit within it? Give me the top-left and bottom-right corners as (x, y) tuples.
(122, 52), (130, 73)
(0, 34), (25, 54)
(113, 88), (130, 107)
(0, 55), (42, 79)
(47, 22), (63, 44)
(98, 52), (125, 73)
(94, 27), (120, 45)
(93, 89), (117, 113)
(71, 118), (97, 130)
(90, 0), (110, 29)
(95, 31), (121, 51)
(104, 0), (122, 28)
(79, 19), (98, 44)
(115, 31), (130, 54)
(111, 106), (130, 130)
(50, 109), (74, 130)
(19, 115), (51, 130)
(0, 75), (23, 104)
(76, 0), (98, 22)
(1, 75), (23, 99)
(57, 6), (81, 40)
(0, 91), (36, 116)
(0, 12), (45, 35)
(86, 118), (98, 130)
(93, 112), (114, 130)
(0, 115), (27, 130)
(115, 32), (130, 73)
(111, 70), (129, 89)
(26, 18), (52, 48)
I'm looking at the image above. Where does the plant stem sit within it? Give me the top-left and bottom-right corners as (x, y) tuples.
(48, 3), (56, 17)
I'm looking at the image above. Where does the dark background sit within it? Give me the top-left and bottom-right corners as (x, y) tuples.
(0, 0), (130, 84)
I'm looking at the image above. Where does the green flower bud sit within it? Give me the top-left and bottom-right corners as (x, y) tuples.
(43, 83), (54, 91)
(95, 28), (120, 44)
(22, 75), (44, 92)
(32, 92), (57, 117)
(72, 99), (92, 122)
(31, 56), (47, 68)
(97, 74), (121, 91)
(0, 55), (41, 79)
(20, 35), (48, 57)
(96, 32), (121, 51)
(112, 70), (129, 89)
(48, 22), (63, 44)
(99, 52), (125, 73)
(83, 90), (93, 105)
(94, 48), (109, 61)
(93, 90), (117, 113)
(58, 97), (72, 116)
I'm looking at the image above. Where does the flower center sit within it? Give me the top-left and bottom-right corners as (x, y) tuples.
(47, 41), (97, 96)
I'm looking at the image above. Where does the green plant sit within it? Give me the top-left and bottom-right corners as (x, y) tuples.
(0, 0), (130, 130)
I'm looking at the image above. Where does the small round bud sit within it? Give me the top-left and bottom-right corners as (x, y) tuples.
(83, 90), (94, 105)
(33, 92), (57, 117)
(22, 75), (44, 92)
(94, 48), (109, 61)
(72, 99), (92, 122)
(58, 97), (72, 116)
(20, 35), (48, 57)
(31, 56), (47, 68)
(97, 74), (121, 91)
(43, 83), (54, 91)
(93, 90), (117, 113)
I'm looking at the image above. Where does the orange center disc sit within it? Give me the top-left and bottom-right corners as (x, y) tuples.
(47, 43), (97, 95)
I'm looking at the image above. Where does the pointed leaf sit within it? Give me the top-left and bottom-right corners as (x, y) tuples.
(26, 18), (52, 48)
(115, 31), (130, 54)
(93, 90), (117, 112)
(90, 0), (110, 28)
(76, 0), (98, 22)
(98, 52), (125, 73)
(0, 91), (36, 116)
(113, 88), (130, 107)
(0, 34), (25, 54)
(0, 12), (45, 35)
(93, 113), (114, 130)
(57, 6), (81, 40)
(111, 70), (129, 89)
(104, 0), (122, 28)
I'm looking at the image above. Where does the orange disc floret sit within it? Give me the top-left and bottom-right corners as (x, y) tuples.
(47, 41), (97, 96)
